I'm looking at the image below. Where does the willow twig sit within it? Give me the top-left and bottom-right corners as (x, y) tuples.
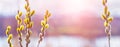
(24, 0), (35, 47)
(101, 0), (113, 47)
(15, 10), (24, 47)
(6, 26), (13, 47)
(37, 10), (51, 47)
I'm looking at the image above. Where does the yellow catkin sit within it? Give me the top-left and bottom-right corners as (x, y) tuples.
(104, 21), (109, 27)
(30, 10), (35, 16)
(101, 14), (107, 20)
(6, 26), (13, 47)
(15, 10), (24, 47)
(45, 24), (49, 28)
(18, 11), (22, 17)
(101, 0), (113, 47)
(37, 10), (51, 47)
(9, 34), (13, 40)
(107, 17), (113, 22)
(20, 25), (24, 30)
(24, 18), (30, 24)
(23, 0), (35, 47)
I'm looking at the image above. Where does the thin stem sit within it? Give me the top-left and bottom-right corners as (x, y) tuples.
(37, 28), (45, 47)
(107, 32), (111, 47)
(108, 35), (110, 47)
(25, 29), (30, 47)
(105, 25), (111, 47)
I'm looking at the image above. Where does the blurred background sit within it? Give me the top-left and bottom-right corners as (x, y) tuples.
(0, 0), (120, 47)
